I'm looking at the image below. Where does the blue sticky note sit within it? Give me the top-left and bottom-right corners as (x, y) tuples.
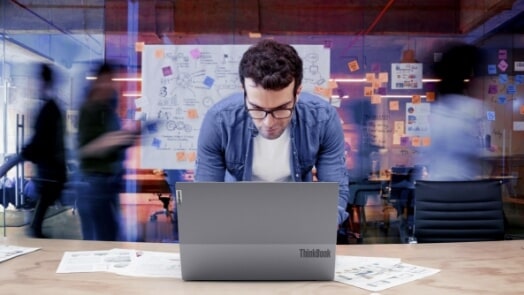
(203, 76), (215, 88)
(488, 65), (497, 75)
(507, 85), (516, 94)
(152, 137), (161, 148)
(515, 75), (524, 84)
(499, 74), (508, 84)
(498, 96), (506, 104)
(487, 111), (496, 121)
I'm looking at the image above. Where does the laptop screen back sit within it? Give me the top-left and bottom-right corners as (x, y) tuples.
(176, 182), (339, 281)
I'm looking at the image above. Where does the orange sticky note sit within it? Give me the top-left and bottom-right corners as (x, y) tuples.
(422, 137), (431, 146)
(412, 95), (421, 104)
(520, 105), (524, 115)
(426, 92), (435, 102)
(371, 95), (381, 104)
(176, 151), (187, 161)
(364, 86), (373, 97)
(389, 100), (399, 111)
(412, 137), (421, 146)
(365, 73), (375, 82)
(155, 49), (165, 59)
(328, 80), (338, 89)
(314, 86), (331, 100)
(187, 151), (196, 162)
(347, 60), (360, 72)
(187, 109), (199, 119)
(135, 42), (145, 52)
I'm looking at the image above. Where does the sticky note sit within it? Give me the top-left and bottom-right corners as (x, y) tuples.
(378, 72), (389, 83)
(422, 137), (431, 147)
(162, 66), (172, 76)
(487, 111), (496, 121)
(520, 105), (524, 115)
(498, 49), (507, 60)
(499, 74), (508, 84)
(377, 87), (387, 95)
(498, 59), (508, 72)
(365, 73), (375, 82)
(152, 138), (161, 148)
(190, 48), (201, 59)
(425, 92), (435, 102)
(371, 95), (381, 104)
(412, 95), (421, 104)
(135, 42), (145, 52)
(488, 84), (498, 94)
(411, 137), (421, 147)
(187, 151), (197, 162)
(488, 65), (497, 75)
(328, 80), (338, 89)
(203, 76), (215, 88)
(187, 109), (199, 119)
(155, 49), (164, 59)
(176, 151), (187, 161)
(364, 86), (373, 97)
(348, 60), (359, 72)
(389, 100), (399, 111)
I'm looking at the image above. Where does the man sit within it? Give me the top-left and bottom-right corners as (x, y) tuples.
(22, 63), (67, 238)
(195, 39), (349, 225)
(426, 43), (487, 180)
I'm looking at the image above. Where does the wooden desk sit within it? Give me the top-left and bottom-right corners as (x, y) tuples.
(1, 238), (523, 294)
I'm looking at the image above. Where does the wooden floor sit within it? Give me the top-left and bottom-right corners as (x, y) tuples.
(2, 192), (524, 244)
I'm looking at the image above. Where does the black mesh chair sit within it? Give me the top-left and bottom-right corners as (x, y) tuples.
(412, 179), (505, 243)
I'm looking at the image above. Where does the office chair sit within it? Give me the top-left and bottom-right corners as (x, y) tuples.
(340, 181), (383, 244)
(412, 179), (505, 243)
(382, 167), (416, 239)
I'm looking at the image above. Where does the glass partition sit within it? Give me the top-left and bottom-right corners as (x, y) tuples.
(0, 0), (523, 243)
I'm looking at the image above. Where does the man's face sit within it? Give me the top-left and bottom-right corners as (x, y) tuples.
(244, 78), (300, 140)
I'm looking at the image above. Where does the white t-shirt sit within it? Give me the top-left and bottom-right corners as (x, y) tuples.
(251, 127), (292, 182)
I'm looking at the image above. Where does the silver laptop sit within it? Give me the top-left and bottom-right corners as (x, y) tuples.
(175, 182), (339, 281)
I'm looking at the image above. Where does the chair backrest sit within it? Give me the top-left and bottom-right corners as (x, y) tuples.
(413, 179), (505, 243)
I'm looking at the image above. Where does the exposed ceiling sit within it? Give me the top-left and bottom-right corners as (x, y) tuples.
(1, 0), (524, 68)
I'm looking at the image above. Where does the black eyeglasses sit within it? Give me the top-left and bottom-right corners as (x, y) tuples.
(244, 92), (296, 120)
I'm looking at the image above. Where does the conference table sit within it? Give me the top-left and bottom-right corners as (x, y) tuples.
(0, 237), (522, 294)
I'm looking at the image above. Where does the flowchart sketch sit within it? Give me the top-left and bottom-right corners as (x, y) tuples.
(141, 44), (330, 169)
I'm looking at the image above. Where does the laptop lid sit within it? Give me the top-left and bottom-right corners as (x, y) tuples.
(176, 182), (339, 281)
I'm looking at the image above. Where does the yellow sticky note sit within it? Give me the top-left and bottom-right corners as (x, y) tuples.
(364, 86), (373, 97)
(412, 137), (421, 146)
(176, 151), (187, 161)
(426, 92), (435, 102)
(187, 109), (199, 119)
(348, 60), (360, 72)
(135, 42), (145, 52)
(155, 49), (165, 59)
(412, 95), (421, 104)
(371, 95), (381, 104)
(389, 100), (399, 111)
(422, 137), (431, 146)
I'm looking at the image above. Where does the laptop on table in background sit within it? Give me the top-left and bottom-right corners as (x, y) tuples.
(175, 182), (339, 281)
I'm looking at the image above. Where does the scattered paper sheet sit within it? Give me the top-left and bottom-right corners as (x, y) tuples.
(56, 248), (181, 279)
(335, 255), (440, 292)
(0, 245), (40, 263)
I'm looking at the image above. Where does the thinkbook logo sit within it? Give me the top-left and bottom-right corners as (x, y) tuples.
(299, 248), (331, 258)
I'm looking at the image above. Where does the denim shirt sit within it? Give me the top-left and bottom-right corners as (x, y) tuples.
(195, 91), (349, 225)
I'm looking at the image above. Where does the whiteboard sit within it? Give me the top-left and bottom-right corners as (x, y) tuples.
(140, 44), (330, 169)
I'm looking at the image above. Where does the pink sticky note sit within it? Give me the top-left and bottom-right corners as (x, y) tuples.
(190, 48), (201, 59)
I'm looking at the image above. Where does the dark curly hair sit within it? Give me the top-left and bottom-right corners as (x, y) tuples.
(239, 39), (303, 95)
(433, 43), (485, 95)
